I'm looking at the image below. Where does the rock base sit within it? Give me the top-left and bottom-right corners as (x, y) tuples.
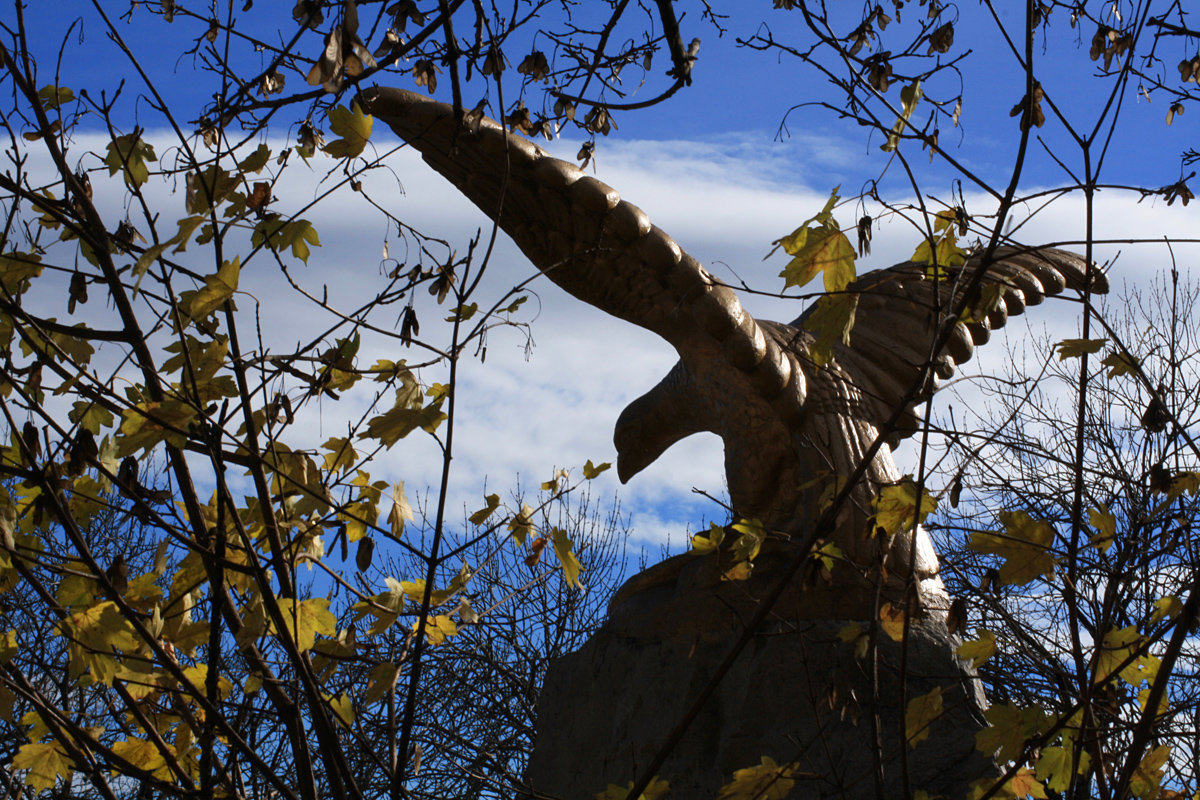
(525, 551), (997, 799)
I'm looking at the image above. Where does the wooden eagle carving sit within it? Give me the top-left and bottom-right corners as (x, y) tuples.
(362, 86), (1106, 610)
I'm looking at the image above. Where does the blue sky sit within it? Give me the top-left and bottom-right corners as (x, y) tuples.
(8, 1), (1199, 555)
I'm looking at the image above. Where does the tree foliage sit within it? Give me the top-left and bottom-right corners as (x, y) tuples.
(0, 0), (1198, 799)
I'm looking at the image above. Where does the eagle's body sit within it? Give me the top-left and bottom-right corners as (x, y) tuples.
(363, 86), (1106, 613)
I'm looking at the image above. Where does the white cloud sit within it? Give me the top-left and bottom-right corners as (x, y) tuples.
(15, 129), (1197, 557)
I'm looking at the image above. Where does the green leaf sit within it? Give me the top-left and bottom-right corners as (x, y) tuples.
(323, 100), (373, 158)
(104, 133), (157, 188)
(186, 257), (241, 320)
(1055, 338), (1108, 360)
(364, 662), (400, 705)
(801, 293), (858, 366)
(238, 143), (272, 174)
(37, 85), (75, 110)
(905, 687), (943, 747)
(252, 217), (322, 264)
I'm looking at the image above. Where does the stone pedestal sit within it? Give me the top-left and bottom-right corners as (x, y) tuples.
(526, 549), (997, 799)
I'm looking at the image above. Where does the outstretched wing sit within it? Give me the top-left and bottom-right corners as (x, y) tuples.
(361, 86), (807, 423)
(805, 247), (1108, 441)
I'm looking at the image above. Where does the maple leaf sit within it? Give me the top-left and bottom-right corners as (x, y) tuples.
(872, 477), (938, 537)
(13, 741), (73, 792)
(104, 133), (157, 187)
(323, 100), (374, 158)
(275, 597), (336, 652)
(186, 257), (240, 319)
(468, 493), (501, 525)
(388, 482), (415, 536)
(802, 294), (858, 366)
(967, 510), (1056, 586)
(552, 526), (584, 588)
(718, 756), (799, 800)
(880, 602), (906, 642)
(1055, 338), (1108, 360)
(956, 630), (997, 668)
(906, 687), (943, 747)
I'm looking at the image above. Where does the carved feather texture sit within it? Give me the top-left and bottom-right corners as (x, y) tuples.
(362, 86), (1107, 560)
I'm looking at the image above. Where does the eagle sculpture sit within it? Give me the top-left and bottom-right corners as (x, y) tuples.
(361, 86), (1106, 613)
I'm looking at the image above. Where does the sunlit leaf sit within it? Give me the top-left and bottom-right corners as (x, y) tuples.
(956, 629), (996, 668)
(469, 493), (501, 525)
(323, 100), (373, 158)
(552, 526), (584, 588)
(1055, 338), (1108, 360)
(880, 602), (906, 642)
(275, 597), (336, 652)
(872, 477), (938, 537)
(967, 510), (1056, 586)
(13, 741), (73, 792)
(186, 257), (240, 319)
(104, 133), (157, 188)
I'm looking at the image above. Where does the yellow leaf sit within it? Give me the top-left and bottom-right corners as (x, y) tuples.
(323, 100), (374, 158)
(417, 614), (458, 645)
(583, 459), (611, 479)
(325, 692), (355, 728)
(388, 482), (414, 536)
(1036, 746), (1073, 793)
(508, 503), (535, 546)
(801, 294), (858, 366)
(881, 80), (923, 151)
(1151, 595), (1182, 624)
(967, 510), (1056, 586)
(880, 602), (906, 642)
(956, 629), (997, 668)
(186, 257), (240, 320)
(111, 738), (174, 780)
(274, 597), (336, 652)
(1055, 338), (1108, 360)
(779, 228), (857, 292)
(469, 493), (501, 525)
(1009, 767), (1048, 799)
(872, 477), (938, 537)
(905, 687), (944, 747)
(1130, 745), (1171, 799)
(718, 756), (798, 800)
(13, 741), (73, 791)
(364, 662), (400, 705)
(552, 526), (584, 588)
(322, 436), (357, 474)
(37, 84), (74, 110)
(691, 522), (726, 555)
(1102, 349), (1139, 377)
